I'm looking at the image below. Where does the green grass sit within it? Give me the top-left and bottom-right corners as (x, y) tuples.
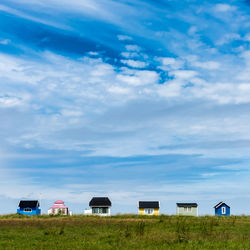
(1, 214), (250, 249)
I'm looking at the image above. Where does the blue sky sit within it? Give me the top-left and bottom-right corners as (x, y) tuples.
(1, 0), (250, 215)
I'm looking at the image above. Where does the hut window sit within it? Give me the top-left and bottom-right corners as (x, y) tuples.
(222, 207), (226, 214)
(100, 207), (108, 214)
(93, 208), (99, 214)
(92, 207), (108, 214)
(144, 208), (154, 214)
(24, 208), (32, 212)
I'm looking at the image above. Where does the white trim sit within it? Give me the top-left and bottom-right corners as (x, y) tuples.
(90, 206), (111, 208)
(215, 202), (224, 209)
(215, 202), (230, 209)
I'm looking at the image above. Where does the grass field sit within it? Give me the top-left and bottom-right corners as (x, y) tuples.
(0, 214), (250, 249)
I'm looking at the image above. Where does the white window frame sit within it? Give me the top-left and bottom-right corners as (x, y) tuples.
(92, 207), (99, 214)
(92, 207), (109, 214)
(222, 207), (226, 214)
(144, 208), (154, 215)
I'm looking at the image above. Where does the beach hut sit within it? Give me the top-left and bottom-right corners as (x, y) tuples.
(138, 201), (160, 215)
(48, 200), (70, 215)
(176, 203), (198, 216)
(85, 197), (111, 216)
(17, 200), (41, 215)
(214, 201), (230, 216)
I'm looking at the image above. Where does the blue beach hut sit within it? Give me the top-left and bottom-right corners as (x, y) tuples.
(214, 201), (230, 216)
(17, 200), (41, 215)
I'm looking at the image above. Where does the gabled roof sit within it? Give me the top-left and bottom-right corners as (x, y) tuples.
(139, 201), (160, 209)
(214, 201), (230, 209)
(89, 197), (111, 207)
(18, 200), (40, 208)
(177, 203), (198, 207)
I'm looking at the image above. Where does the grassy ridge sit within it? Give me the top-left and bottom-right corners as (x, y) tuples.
(0, 215), (250, 249)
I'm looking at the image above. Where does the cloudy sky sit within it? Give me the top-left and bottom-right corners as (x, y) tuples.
(1, 0), (250, 215)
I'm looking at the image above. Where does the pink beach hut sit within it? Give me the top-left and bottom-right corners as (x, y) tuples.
(48, 200), (69, 215)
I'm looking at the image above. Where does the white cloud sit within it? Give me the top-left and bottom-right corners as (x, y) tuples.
(88, 51), (99, 56)
(61, 109), (83, 117)
(214, 4), (236, 12)
(0, 39), (10, 45)
(0, 93), (31, 107)
(107, 86), (131, 95)
(155, 57), (184, 71)
(125, 45), (141, 51)
(157, 80), (181, 97)
(216, 33), (241, 46)
(117, 70), (158, 86)
(191, 82), (250, 104)
(117, 35), (132, 41)
(0, 96), (21, 107)
(188, 26), (197, 36)
(121, 52), (140, 58)
(89, 63), (114, 77)
(0, 4), (70, 30)
(120, 59), (148, 68)
(192, 61), (221, 70)
(2, 50), (250, 159)
(243, 33), (250, 42)
(169, 70), (198, 79)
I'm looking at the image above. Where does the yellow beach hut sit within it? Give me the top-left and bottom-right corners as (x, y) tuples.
(138, 201), (160, 215)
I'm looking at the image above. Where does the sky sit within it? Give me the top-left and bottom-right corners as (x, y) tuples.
(1, 0), (250, 215)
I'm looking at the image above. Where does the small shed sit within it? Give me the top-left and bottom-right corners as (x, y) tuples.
(87, 197), (112, 216)
(138, 201), (160, 215)
(214, 201), (230, 216)
(176, 203), (198, 216)
(17, 200), (41, 215)
(48, 200), (69, 215)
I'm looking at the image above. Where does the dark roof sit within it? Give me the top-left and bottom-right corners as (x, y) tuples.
(176, 203), (198, 207)
(89, 197), (111, 207)
(18, 200), (40, 208)
(139, 201), (160, 209)
(214, 201), (230, 209)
